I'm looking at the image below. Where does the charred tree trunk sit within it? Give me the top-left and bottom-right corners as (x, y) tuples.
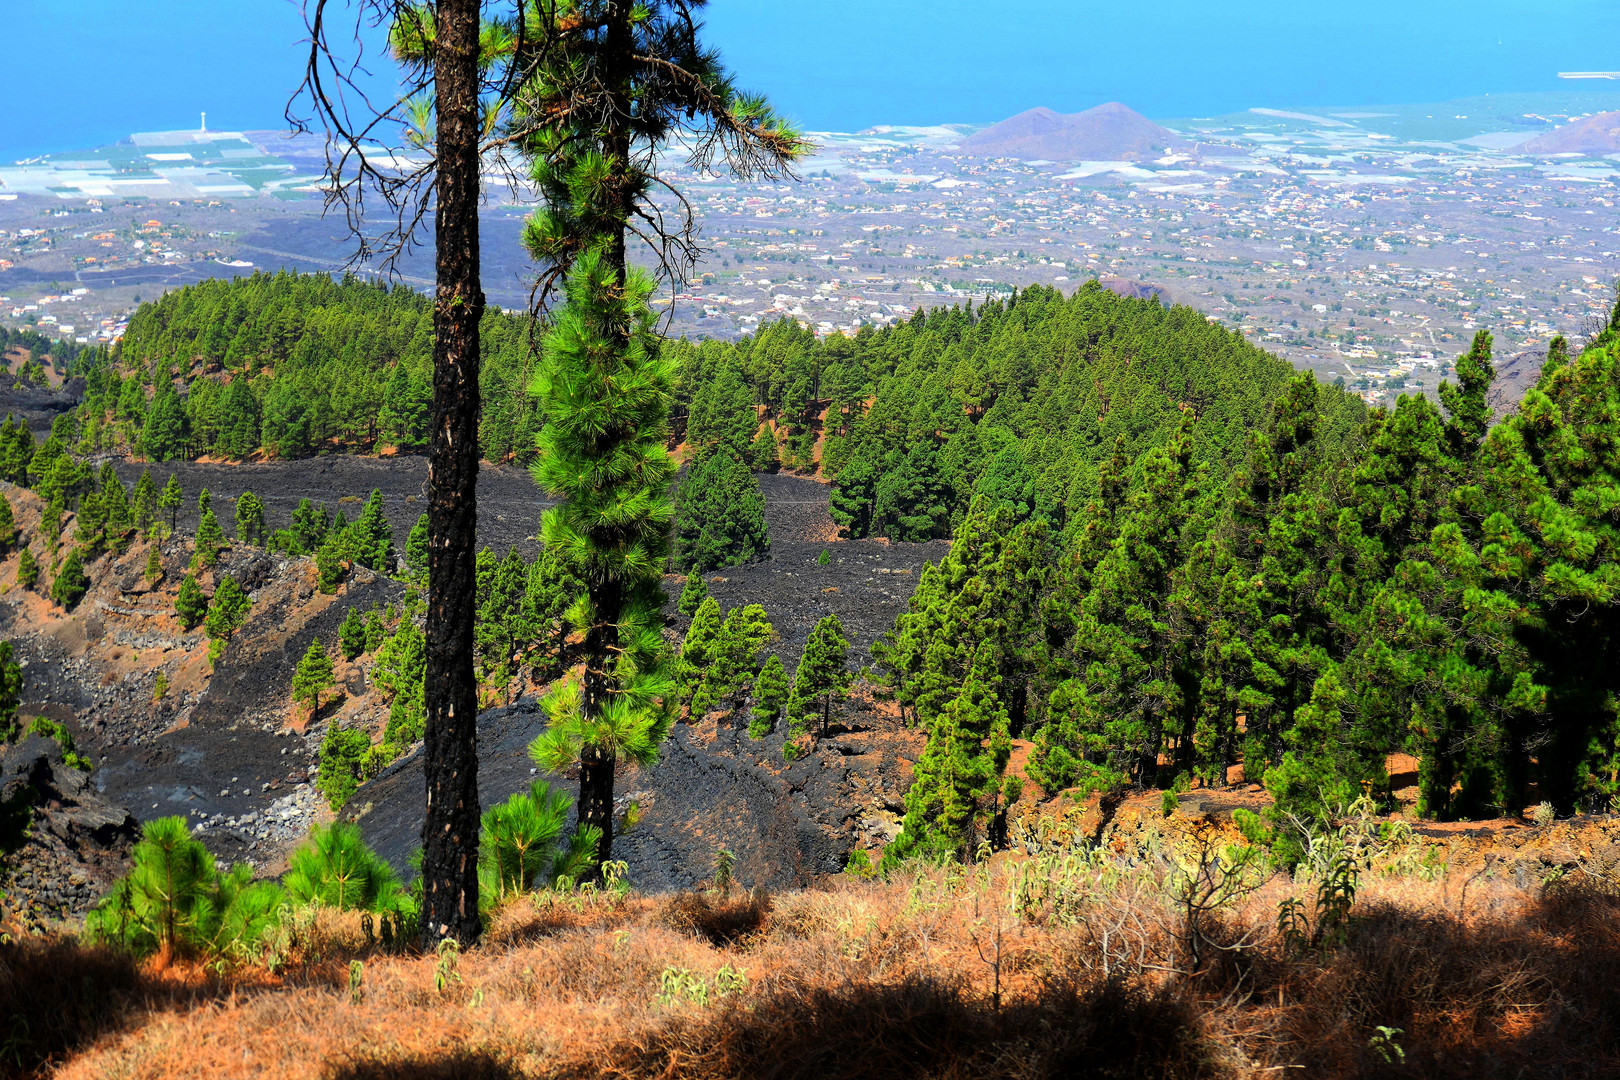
(580, 579), (624, 864)
(419, 0), (484, 949)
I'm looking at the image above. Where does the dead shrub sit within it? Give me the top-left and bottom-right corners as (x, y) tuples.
(0, 936), (140, 1078)
(657, 890), (770, 947)
(321, 1049), (523, 1080)
(1247, 885), (1620, 1079)
(594, 973), (1217, 1080)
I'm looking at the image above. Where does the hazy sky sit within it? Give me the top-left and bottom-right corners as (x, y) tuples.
(6, 0), (1619, 159)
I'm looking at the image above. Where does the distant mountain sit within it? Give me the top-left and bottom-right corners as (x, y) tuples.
(959, 102), (1187, 161)
(1520, 111), (1620, 155)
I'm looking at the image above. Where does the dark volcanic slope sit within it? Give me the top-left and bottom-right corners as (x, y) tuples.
(113, 457), (552, 558)
(352, 472), (944, 890)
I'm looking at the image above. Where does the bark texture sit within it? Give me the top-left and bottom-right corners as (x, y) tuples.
(419, 0), (485, 948)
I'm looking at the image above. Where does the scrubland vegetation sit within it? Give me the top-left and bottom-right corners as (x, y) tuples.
(5, 801), (1617, 1080)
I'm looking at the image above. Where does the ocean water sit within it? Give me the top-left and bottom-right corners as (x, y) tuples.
(5, 0), (1620, 162)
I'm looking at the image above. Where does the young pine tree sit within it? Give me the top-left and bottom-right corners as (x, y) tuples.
(786, 614), (852, 752)
(750, 653), (790, 739)
(234, 491), (266, 546)
(293, 638), (336, 722)
(174, 573), (208, 630)
(338, 607), (368, 661)
(677, 569), (708, 618)
(16, 547), (39, 590)
(886, 642), (1012, 866)
(50, 547), (90, 609)
(315, 533), (347, 594)
(131, 469), (158, 534)
(157, 474), (184, 537)
(675, 596), (723, 709)
(144, 543), (164, 585)
(0, 492), (15, 552)
(673, 449), (770, 572)
(693, 604), (775, 720)
(204, 575), (251, 644)
(352, 488), (394, 573)
(193, 508), (226, 567)
(405, 511), (429, 580)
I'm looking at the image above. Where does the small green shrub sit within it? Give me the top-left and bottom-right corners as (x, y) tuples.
(477, 780), (599, 910)
(26, 716), (92, 771)
(85, 816), (284, 961)
(316, 725), (371, 810)
(282, 821), (411, 915)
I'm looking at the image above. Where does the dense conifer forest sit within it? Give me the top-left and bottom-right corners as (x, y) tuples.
(39, 270), (1620, 847)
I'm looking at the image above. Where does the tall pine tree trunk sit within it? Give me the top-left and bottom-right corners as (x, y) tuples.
(572, 0), (635, 870)
(580, 578), (624, 863)
(419, 0), (484, 948)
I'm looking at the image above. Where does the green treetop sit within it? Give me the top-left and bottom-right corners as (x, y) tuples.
(339, 606), (368, 661)
(749, 653), (789, 739)
(193, 508), (226, 567)
(234, 491), (267, 546)
(786, 613), (851, 753)
(351, 489), (394, 573)
(204, 575), (252, 644)
(292, 638), (336, 722)
(158, 474), (184, 536)
(677, 569), (708, 618)
(886, 641), (1011, 866)
(174, 573), (209, 630)
(50, 547), (90, 609)
(405, 511), (429, 581)
(673, 450), (770, 573)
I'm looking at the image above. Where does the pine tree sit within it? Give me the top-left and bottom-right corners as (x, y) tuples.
(99, 465), (131, 541)
(40, 494), (64, 549)
(673, 450), (770, 572)
(475, 547), (535, 704)
(786, 614), (851, 751)
(364, 608), (388, 653)
(405, 511), (429, 580)
(677, 569), (708, 617)
(50, 547), (89, 609)
(339, 607), (368, 661)
(193, 508), (226, 566)
(686, 359), (758, 463)
(158, 474), (184, 536)
(1033, 416), (1205, 790)
(886, 642), (1011, 865)
(141, 385), (188, 461)
(216, 377), (260, 458)
(510, 0), (804, 869)
(16, 547), (38, 590)
(675, 596), (723, 709)
(234, 491), (266, 546)
(293, 638), (336, 722)
(693, 604), (774, 719)
(174, 573), (209, 630)
(0, 493), (15, 553)
(132, 469), (158, 533)
(749, 653), (789, 739)
(315, 726), (371, 810)
(204, 575), (251, 643)
(351, 488), (394, 572)
(748, 423), (781, 472)
(144, 543), (163, 585)
(316, 533), (346, 594)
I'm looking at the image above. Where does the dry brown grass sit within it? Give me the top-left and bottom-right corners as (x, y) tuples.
(19, 844), (1620, 1080)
